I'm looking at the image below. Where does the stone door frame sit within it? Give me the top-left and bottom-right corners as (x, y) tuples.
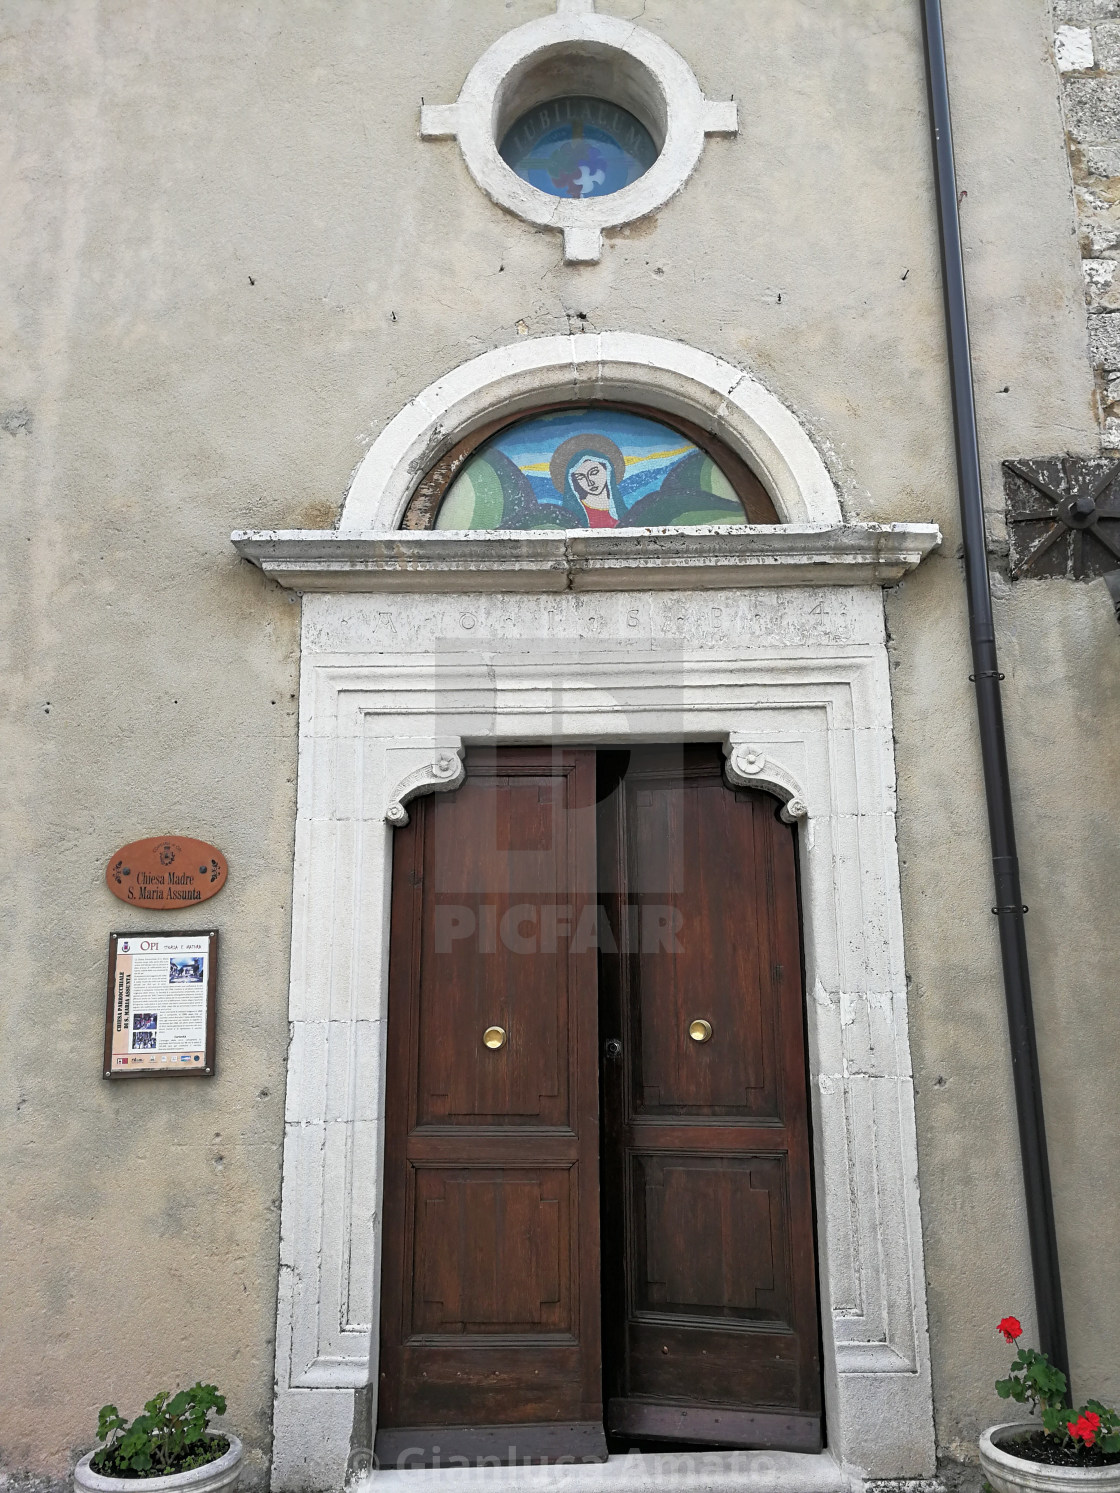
(238, 335), (939, 1490)
(270, 590), (935, 1490)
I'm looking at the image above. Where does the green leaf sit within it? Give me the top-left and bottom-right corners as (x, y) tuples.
(1041, 1406), (1067, 1436)
(96, 1406), (125, 1445)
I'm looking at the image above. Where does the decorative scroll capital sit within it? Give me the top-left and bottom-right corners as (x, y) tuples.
(723, 736), (809, 824)
(385, 746), (465, 826)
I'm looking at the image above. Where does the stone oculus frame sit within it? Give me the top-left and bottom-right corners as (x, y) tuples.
(418, 0), (739, 264)
(232, 334), (941, 1491)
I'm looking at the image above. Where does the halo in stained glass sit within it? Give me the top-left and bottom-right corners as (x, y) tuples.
(434, 408), (750, 531)
(499, 97), (658, 200)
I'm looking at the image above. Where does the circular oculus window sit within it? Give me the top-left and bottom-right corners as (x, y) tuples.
(499, 96), (658, 200)
(419, 6), (738, 262)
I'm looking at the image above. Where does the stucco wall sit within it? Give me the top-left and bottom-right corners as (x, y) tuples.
(1, 0), (1116, 1483)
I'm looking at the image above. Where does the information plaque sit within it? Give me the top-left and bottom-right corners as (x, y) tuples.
(103, 931), (217, 1079)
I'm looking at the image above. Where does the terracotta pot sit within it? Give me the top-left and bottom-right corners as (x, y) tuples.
(980, 1423), (1120, 1493)
(73, 1437), (242, 1493)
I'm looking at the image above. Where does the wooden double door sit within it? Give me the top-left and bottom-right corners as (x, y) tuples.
(377, 747), (821, 1466)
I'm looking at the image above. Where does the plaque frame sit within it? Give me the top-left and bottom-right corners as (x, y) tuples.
(102, 929), (218, 1079)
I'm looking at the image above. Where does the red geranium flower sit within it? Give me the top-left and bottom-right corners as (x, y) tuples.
(998, 1317), (1023, 1343)
(1068, 1412), (1101, 1446)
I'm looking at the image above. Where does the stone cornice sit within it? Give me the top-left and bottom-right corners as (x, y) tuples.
(231, 523), (942, 593)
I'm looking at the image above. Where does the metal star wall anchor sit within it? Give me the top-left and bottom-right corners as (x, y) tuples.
(1002, 457), (1120, 580)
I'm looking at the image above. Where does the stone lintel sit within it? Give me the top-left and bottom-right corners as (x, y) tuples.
(231, 523), (942, 594)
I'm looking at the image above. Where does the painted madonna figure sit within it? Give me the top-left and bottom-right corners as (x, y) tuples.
(551, 433), (625, 527)
(433, 407), (761, 530)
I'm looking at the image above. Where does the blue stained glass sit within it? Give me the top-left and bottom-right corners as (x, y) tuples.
(500, 96), (658, 199)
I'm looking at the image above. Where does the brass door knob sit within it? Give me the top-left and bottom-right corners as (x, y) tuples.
(482, 1026), (507, 1050)
(688, 1019), (713, 1043)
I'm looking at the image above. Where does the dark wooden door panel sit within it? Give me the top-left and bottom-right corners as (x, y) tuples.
(633, 1153), (792, 1324)
(414, 923), (567, 1124)
(627, 1321), (803, 1406)
(599, 745), (822, 1452)
(378, 749), (605, 1465)
(391, 1343), (590, 1427)
(630, 778), (777, 1117)
(411, 1166), (570, 1335)
(416, 775), (571, 1127)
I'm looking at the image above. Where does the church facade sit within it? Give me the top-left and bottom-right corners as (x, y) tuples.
(2, 3), (1118, 1492)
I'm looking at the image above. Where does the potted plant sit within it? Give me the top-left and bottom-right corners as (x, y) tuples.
(981, 1317), (1120, 1493)
(74, 1383), (242, 1493)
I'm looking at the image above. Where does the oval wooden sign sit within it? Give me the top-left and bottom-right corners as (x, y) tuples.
(106, 837), (228, 908)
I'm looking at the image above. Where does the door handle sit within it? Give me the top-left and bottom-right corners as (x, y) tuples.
(482, 1026), (507, 1050)
(688, 1019), (713, 1043)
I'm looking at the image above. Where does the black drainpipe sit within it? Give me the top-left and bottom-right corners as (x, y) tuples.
(920, 0), (1070, 1382)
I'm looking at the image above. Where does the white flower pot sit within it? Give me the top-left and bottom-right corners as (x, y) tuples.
(73, 1437), (242, 1493)
(981, 1423), (1120, 1493)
